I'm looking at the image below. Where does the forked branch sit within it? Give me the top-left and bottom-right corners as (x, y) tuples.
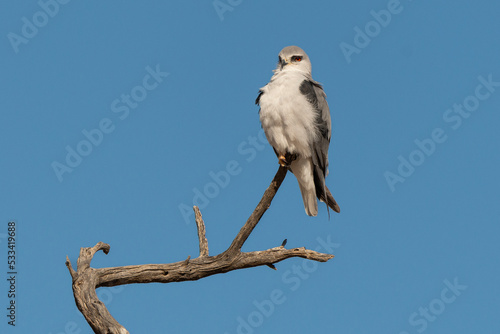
(66, 166), (335, 334)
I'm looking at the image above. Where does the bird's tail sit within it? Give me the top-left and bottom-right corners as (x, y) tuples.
(298, 182), (319, 216)
(291, 158), (340, 216)
(321, 186), (340, 213)
(297, 177), (340, 216)
(313, 164), (340, 215)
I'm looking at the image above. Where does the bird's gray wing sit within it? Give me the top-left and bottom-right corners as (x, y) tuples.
(299, 80), (331, 175)
(299, 79), (339, 213)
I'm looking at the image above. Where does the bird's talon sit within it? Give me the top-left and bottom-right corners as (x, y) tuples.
(278, 155), (288, 167)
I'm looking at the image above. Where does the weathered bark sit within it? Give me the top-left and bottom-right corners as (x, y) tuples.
(66, 166), (335, 334)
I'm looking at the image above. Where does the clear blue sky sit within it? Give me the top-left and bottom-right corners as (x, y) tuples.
(1, 1), (500, 333)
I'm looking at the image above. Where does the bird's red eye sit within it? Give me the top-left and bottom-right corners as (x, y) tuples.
(292, 56), (302, 62)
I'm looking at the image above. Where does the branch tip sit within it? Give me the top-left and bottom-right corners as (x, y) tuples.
(193, 206), (209, 257)
(95, 241), (111, 255)
(65, 255), (76, 279)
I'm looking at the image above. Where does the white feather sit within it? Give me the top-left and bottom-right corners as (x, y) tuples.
(258, 71), (318, 158)
(290, 158), (318, 216)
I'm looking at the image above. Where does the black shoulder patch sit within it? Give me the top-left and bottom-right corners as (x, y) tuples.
(299, 80), (318, 108)
(255, 90), (264, 105)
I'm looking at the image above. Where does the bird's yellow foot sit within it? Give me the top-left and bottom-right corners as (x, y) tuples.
(278, 152), (298, 167)
(278, 154), (288, 167)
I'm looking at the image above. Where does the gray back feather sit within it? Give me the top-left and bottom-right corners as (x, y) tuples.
(299, 79), (332, 202)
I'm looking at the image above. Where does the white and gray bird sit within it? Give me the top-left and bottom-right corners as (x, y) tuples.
(256, 46), (340, 216)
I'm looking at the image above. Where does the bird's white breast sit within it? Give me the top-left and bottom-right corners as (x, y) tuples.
(259, 71), (318, 158)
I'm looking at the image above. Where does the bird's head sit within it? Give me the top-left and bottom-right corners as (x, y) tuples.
(275, 46), (312, 74)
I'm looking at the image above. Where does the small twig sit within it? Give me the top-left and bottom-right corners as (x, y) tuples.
(65, 256), (76, 280)
(193, 206), (209, 257)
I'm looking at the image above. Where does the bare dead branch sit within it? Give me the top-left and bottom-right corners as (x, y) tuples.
(67, 165), (334, 334)
(67, 245), (129, 334)
(226, 165), (288, 255)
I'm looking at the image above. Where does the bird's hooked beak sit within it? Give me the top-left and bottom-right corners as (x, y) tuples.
(279, 57), (288, 70)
